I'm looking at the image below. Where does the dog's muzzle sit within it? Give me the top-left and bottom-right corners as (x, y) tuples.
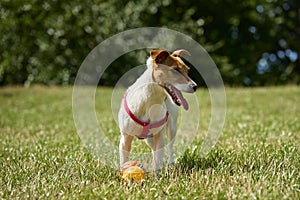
(190, 82), (197, 92)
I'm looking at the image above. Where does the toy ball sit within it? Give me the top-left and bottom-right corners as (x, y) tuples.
(120, 161), (145, 182)
(121, 166), (145, 182)
(120, 161), (144, 175)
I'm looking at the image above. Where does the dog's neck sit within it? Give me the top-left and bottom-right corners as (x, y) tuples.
(126, 66), (167, 118)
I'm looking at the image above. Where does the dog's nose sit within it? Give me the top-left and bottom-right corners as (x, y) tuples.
(191, 83), (197, 92)
(192, 84), (197, 92)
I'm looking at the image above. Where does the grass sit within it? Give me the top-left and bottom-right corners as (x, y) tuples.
(0, 85), (299, 199)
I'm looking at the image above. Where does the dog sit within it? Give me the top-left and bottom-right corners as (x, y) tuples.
(118, 49), (197, 171)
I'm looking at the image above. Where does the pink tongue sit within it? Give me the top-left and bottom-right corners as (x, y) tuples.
(173, 86), (189, 110)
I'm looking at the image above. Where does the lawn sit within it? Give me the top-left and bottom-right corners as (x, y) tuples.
(0, 86), (299, 199)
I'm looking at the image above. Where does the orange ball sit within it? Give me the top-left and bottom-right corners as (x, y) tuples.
(120, 161), (144, 175)
(121, 166), (145, 182)
(120, 161), (145, 183)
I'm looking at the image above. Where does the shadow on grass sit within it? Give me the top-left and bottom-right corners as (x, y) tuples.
(170, 141), (299, 180)
(175, 147), (228, 173)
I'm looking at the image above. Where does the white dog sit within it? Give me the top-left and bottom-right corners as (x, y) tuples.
(118, 49), (197, 171)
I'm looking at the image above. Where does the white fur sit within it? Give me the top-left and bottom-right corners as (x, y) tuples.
(118, 56), (192, 171)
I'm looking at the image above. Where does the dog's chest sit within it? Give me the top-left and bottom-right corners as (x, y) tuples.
(118, 99), (168, 136)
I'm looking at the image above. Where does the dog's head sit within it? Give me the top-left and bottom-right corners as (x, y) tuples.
(149, 49), (197, 110)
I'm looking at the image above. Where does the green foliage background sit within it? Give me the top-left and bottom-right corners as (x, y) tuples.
(0, 0), (299, 86)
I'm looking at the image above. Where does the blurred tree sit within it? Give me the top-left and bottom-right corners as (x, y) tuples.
(0, 0), (299, 86)
(0, 0), (116, 85)
(136, 0), (300, 86)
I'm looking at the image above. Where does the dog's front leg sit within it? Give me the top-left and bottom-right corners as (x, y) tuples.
(153, 132), (165, 172)
(167, 117), (176, 165)
(119, 133), (133, 165)
(166, 98), (178, 165)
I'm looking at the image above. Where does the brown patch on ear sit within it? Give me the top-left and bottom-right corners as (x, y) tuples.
(150, 50), (170, 64)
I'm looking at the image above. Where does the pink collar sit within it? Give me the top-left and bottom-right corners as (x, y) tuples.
(123, 93), (169, 139)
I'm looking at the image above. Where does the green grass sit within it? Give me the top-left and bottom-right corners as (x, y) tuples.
(0, 86), (299, 199)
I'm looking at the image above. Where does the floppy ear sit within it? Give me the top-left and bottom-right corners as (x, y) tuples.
(150, 50), (170, 64)
(172, 49), (191, 57)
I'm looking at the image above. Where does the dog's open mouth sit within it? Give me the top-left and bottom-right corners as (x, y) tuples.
(164, 83), (189, 110)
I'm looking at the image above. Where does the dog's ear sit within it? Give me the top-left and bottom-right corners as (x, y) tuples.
(150, 50), (169, 64)
(172, 49), (191, 57)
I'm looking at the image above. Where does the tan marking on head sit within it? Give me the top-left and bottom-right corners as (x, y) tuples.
(149, 49), (193, 86)
(171, 49), (191, 74)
